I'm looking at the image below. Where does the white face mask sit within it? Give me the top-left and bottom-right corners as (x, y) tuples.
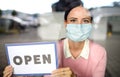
(66, 24), (92, 42)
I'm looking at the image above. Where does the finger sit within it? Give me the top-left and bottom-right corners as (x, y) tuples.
(3, 72), (12, 77)
(3, 67), (13, 74)
(3, 66), (13, 77)
(64, 70), (72, 75)
(52, 67), (70, 74)
(59, 67), (70, 72)
(52, 68), (72, 77)
(4, 65), (12, 70)
(60, 69), (72, 77)
(51, 73), (71, 77)
(9, 72), (13, 77)
(3, 70), (13, 77)
(63, 74), (71, 77)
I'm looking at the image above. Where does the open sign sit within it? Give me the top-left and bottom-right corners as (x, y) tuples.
(5, 42), (58, 76)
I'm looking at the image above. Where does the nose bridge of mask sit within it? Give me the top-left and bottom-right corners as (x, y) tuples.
(81, 24), (85, 32)
(76, 24), (83, 33)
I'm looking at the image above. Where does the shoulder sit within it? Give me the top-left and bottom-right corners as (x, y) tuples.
(89, 40), (107, 60)
(89, 40), (106, 53)
(57, 38), (65, 46)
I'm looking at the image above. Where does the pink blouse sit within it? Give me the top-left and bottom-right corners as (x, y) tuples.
(56, 40), (107, 77)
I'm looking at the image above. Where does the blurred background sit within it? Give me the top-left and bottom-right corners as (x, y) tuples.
(0, 0), (120, 77)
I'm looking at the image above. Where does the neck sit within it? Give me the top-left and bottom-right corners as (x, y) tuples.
(68, 39), (85, 59)
(68, 39), (85, 51)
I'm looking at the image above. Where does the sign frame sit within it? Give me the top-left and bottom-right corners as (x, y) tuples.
(5, 42), (58, 76)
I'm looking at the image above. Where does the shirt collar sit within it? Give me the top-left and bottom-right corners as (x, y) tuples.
(63, 38), (89, 59)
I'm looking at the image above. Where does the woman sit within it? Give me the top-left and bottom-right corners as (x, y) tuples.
(3, 1), (107, 77)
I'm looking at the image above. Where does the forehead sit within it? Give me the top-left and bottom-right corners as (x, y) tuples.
(67, 6), (91, 19)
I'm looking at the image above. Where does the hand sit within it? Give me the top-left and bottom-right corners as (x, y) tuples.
(51, 67), (74, 77)
(3, 65), (13, 77)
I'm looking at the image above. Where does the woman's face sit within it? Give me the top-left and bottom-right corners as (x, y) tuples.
(65, 6), (91, 25)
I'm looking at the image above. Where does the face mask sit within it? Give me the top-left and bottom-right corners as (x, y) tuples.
(66, 24), (92, 42)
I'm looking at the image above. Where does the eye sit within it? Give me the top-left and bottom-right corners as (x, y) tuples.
(70, 19), (77, 23)
(82, 19), (91, 23)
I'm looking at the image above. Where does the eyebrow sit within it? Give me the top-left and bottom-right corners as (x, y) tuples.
(68, 17), (91, 20)
(68, 17), (77, 20)
(82, 17), (91, 20)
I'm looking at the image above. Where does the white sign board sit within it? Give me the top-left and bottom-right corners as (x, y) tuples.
(5, 42), (58, 76)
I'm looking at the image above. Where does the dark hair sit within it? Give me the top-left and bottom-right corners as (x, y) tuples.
(12, 10), (18, 16)
(0, 9), (2, 17)
(64, 0), (83, 21)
